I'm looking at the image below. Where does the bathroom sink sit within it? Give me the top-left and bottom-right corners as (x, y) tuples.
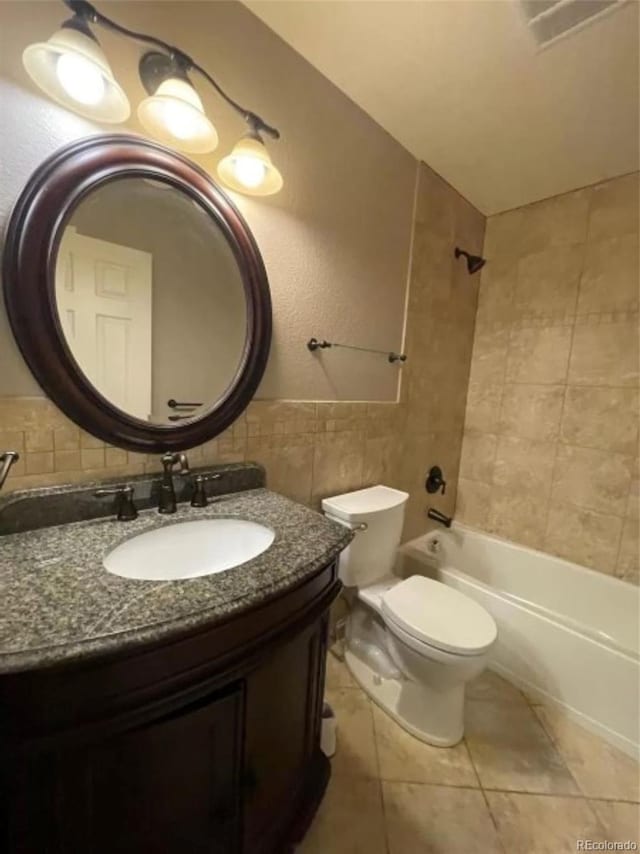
(103, 519), (275, 581)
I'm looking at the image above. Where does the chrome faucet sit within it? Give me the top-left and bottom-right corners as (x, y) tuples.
(0, 451), (20, 492)
(159, 452), (190, 514)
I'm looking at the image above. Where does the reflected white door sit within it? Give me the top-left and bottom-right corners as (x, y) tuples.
(56, 228), (153, 419)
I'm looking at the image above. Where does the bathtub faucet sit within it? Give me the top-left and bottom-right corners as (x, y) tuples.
(427, 507), (452, 528)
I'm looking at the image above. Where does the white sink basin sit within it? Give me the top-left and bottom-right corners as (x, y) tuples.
(103, 519), (275, 581)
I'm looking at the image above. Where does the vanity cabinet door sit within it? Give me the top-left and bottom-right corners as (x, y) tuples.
(86, 687), (242, 854)
(242, 617), (328, 854)
(5, 686), (243, 854)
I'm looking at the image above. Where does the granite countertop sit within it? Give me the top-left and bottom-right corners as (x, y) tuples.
(0, 488), (352, 674)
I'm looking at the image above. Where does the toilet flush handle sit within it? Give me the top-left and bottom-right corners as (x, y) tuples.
(325, 513), (368, 533)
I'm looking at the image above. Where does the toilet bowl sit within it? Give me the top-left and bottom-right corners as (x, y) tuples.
(323, 485), (497, 747)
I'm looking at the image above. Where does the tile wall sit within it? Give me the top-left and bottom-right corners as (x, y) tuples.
(398, 163), (486, 540)
(0, 397), (406, 510)
(457, 173), (639, 583)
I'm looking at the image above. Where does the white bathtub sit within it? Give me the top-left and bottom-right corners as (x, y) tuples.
(399, 524), (640, 758)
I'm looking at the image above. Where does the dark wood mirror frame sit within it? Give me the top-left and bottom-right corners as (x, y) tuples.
(2, 135), (272, 454)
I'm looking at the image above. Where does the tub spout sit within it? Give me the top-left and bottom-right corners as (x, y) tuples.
(427, 508), (452, 528)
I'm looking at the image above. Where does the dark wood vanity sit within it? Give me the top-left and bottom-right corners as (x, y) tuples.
(1, 557), (340, 854)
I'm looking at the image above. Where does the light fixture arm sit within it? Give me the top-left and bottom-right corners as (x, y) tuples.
(61, 0), (280, 139)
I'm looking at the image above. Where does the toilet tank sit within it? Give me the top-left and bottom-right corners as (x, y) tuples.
(322, 485), (409, 588)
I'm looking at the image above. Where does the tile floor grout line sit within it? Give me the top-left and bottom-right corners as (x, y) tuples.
(477, 787), (508, 854)
(378, 779), (482, 791)
(370, 776), (640, 805)
(462, 735), (509, 854)
(528, 704), (585, 797)
(462, 736), (484, 790)
(339, 776), (640, 803)
(371, 718), (393, 854)
(481, 787), (640, 804)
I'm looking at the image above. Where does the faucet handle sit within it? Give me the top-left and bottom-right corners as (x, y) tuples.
(95, 484), (138, 521)
(190, 473), (221, 508)
(425, 465), (447, 495)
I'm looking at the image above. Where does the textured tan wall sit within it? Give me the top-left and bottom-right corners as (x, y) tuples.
(457, 173), (639, 584)
(398, 163), (485, 540)
(0, 0), (416, 402)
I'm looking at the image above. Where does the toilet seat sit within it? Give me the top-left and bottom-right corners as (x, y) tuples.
(381, 576), (497, 657)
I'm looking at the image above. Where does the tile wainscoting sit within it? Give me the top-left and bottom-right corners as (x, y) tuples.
(0, 397), (406, 510)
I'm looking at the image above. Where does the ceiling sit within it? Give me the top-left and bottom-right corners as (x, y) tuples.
(244, 0), (639, 214)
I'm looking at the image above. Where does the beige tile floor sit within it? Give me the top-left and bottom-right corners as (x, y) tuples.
(298, 653), (640, 853)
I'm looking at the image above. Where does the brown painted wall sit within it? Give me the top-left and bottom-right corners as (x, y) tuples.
(457, 173), (639, 584)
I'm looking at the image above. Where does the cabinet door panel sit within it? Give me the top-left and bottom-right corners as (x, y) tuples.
(243, 621), (326, 853)
(87, 690), (241, 854)
(6, 687), (242, 854)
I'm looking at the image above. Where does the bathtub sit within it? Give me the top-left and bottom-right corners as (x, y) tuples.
(399, 524), (640, 758)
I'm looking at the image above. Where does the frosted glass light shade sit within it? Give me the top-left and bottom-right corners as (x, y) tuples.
(22, 27), (130, 123)
(137, 77), (218, 154)
(217, 135), (283, 196)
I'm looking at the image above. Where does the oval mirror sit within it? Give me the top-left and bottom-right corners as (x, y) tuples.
(3, 136), (271, 452)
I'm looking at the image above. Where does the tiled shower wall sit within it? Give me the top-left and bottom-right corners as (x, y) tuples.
(398, 163), (485, 540)
(457, 173), (639, 584)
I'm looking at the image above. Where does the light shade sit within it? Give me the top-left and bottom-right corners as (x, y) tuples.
(22, 26), (130, 123)
(217, 134), (283, 196)
(137, 77), (218, 154)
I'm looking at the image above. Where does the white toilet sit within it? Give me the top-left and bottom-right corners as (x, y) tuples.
(323, 484), (497, 747)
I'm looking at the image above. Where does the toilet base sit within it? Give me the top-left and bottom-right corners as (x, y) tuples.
(344, 649), (465, 747)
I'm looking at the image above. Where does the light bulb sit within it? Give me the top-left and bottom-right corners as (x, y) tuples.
(217, 134), (283, 196)
(232, 156), (267, 189)
(160, 99), (201, 141)
(56, 51), (106, 106)
(137, 76), (218, 154)
(23, 25), (129, 122)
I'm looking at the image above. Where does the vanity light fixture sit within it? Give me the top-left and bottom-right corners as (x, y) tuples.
(22, 0), (283, 195)
(217, 128), (283, 196)
(137, 54), (219, 155)
(22, 13), (130, 122)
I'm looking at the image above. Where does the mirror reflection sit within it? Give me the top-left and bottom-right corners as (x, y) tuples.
(54, 177), (248, 425)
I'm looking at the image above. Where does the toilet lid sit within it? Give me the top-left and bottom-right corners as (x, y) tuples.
(381, 576), (497, 656)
